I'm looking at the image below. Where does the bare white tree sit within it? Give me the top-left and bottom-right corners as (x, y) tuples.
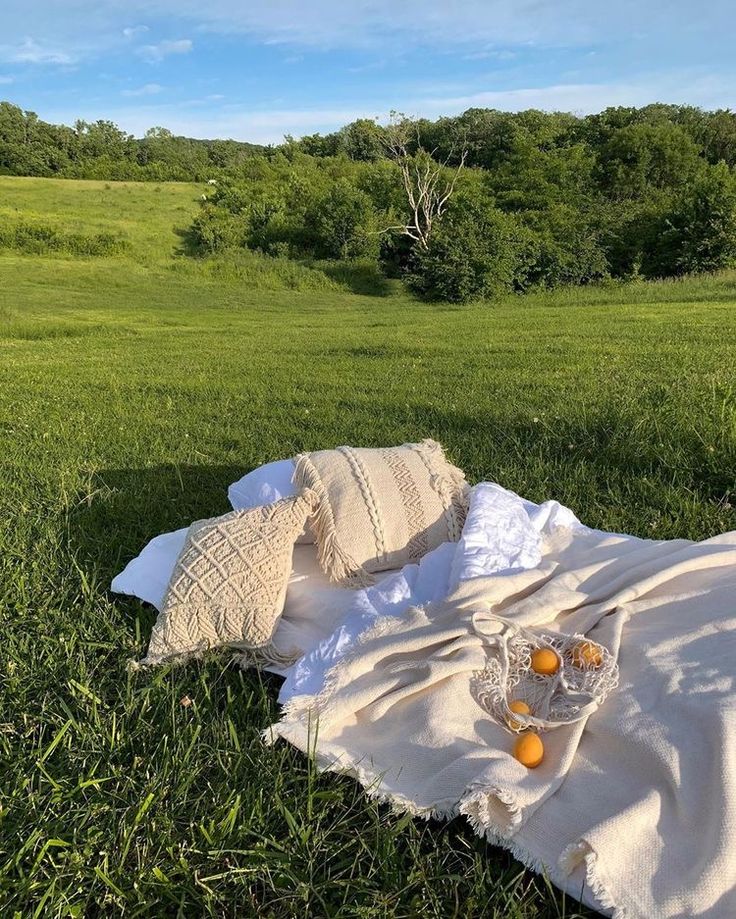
(382, 114), (468, 250)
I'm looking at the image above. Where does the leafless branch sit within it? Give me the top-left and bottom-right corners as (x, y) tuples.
(381, 113), (468, 249)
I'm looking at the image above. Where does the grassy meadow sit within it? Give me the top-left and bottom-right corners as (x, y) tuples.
(1, 176), (735, 917)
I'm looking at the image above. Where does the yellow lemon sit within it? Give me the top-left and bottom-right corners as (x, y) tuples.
(571, 640), (603, 669)
(507, 699), (532, 730)
(531, 647), (560, 676)
(513, 732), (544, 769)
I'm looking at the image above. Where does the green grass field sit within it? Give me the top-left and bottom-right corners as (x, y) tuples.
(1, 176), (735, 918)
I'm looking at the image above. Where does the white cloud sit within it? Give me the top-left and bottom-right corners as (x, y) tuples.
(417, 83), (648, 117)
(419, 74), (736, 119)
(0, 75), (14, 84)
(37, 71), (736, 144)
(138, 38), (193, 63)
(131, 0), (713, 51)
(121, 82), (164, 97)
(5, 37), (73, 65)
(1, 0), (727, 61)
(148, 0), (579, 49)
(122, 25), (149, 38)
(463, 48), (518, 62)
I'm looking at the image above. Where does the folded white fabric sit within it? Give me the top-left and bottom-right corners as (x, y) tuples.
(448, 482), (579, 589)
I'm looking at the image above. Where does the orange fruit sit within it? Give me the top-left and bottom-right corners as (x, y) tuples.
(530, 647), (560, 676)
(571, 640), (603, 669)
(507, 699), (531, 730)
(513, 732), (544, 768)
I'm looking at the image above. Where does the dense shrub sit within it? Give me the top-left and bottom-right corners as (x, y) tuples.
(189, 205), (246, 254)
(597, 200), (663, 278)
(189, 156), (398, 262)
(596, 163), (736, 279)
(302, 181), (379, 259)
(0, 218), (128, 256)
(406, 197), (535, 302)
(595, 122), (703, 199)
(649, 163), (736, 277)
(518, 204), (609, 288)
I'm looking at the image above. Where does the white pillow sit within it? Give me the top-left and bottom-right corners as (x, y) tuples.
(227, 459), (298, 510)
(111, 527), (189, 610)
(228, 459), (314, 543)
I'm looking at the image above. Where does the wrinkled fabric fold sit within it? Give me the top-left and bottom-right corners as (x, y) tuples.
(270, 521), (736, 918)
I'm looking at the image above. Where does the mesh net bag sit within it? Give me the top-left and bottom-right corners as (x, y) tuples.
(470, 613), (619, 734)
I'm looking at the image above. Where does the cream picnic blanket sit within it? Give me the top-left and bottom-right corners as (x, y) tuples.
(269, 520), (736, 918)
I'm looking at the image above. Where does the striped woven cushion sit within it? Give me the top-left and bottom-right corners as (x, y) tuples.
(293, 440), (468, 586)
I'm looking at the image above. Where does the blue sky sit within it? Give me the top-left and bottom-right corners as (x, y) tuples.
(1, 1), (735, 143)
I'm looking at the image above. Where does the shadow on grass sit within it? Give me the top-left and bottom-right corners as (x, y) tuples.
(316, 259), (395, 296)
(173, 224), (201, 257)
(66, 463), (244, 591)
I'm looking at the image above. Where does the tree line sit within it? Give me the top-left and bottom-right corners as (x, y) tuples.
(0, 101), (265, 181)
(3, 100), (736, 300)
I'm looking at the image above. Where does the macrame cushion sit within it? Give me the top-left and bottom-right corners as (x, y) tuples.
(138, 490), (317, 667)
(294, 439), (468, 586)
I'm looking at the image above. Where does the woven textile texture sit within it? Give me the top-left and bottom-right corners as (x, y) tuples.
(270, 524), (736, 919)
(138, 490), (317, 666)
(293, 439), (468, 586)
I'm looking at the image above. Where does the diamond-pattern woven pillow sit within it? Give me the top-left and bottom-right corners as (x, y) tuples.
(137, 490), (317, 667)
